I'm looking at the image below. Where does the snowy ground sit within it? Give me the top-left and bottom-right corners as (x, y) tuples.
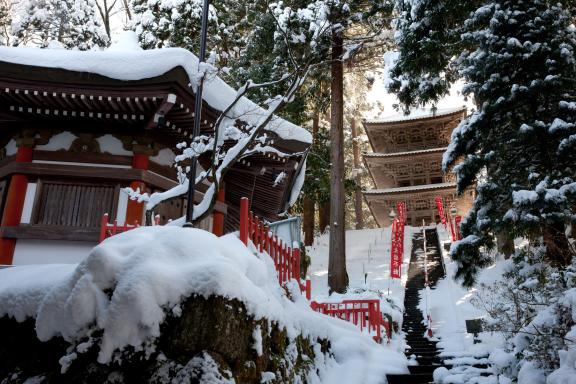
(307, 226), (415, 331)
(422, 225), (510, 359)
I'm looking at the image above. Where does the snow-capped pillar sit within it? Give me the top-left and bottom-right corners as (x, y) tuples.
(212, 184), (226, 237)
(0, 145), (33, 265)
(125, 152), (149, 225)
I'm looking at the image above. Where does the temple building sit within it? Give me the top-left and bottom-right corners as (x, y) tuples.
(0, 40), (309, 265)
(362, 107), (473, 227)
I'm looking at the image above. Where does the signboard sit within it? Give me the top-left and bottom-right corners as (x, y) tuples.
(390, 201), (406, 279)
(435, 196), (446, 226)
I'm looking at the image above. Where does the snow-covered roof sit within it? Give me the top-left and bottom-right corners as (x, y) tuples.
(0, 33), (311, 144)
(364, 147), (447, 158)
(364, 107), (466, 125)
(364, 182), (456, 195)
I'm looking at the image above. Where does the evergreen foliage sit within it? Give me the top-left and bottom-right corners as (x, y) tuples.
(471, 249), (576, 378)
(12, 0), (108, 49)
(0, 0), (10, 45)
(390, 0), (576, 286)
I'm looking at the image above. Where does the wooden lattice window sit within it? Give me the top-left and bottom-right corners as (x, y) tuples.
(414, 199), (429, 210)
(33, 180), (118, 227)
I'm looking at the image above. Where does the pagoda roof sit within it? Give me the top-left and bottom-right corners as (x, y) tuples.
(363, 147), (446, 159)
(364, 106), (466, 125)
(364, 182), (456, 195)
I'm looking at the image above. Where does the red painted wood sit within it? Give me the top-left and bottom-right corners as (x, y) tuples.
(455, 215), (462, 240)
(310, 299), (384, 342)
(212, 187), (226, 237)
(132, 154), (149, 170)
(0, 146), (33, 264)
(239, 197), (249, 245)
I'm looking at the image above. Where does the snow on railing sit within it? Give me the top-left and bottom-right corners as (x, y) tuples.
(239, 197), (311, 300)
(310, 299), (390, 343)
(99, 214), (160, 242)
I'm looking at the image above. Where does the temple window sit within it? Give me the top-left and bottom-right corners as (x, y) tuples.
(33, 180), (118, 227)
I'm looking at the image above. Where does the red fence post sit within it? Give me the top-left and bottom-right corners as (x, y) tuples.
(448, 214), (456, 242)
(99, 214), (109, 243)
(455, 215), (462, 240)
(292, 247), (300, 281)
(305, 279), (311, 300)
(212, 186), (226, 236)
(239, 197), (249, 245)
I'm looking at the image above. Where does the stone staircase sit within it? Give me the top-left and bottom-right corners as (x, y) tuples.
(387, 228), (445, 384)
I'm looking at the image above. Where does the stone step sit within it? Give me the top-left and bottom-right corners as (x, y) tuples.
(406, 351), (441, 358)
(408, 365), (443, 375)
(386, 373), (433, 384)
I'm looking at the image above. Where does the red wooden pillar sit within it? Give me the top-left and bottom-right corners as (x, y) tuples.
(0, 146), (33, 264)
(239, 197), (249, 245)
(212, 185), (226, 236)
(126, 153), (149, 225)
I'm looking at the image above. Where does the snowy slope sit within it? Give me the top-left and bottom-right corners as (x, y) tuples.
(419, 225), (511, 357)
(307, 226), (414, 326)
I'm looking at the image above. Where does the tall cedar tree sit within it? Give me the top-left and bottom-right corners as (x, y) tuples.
(271, 0), (393, 292)
(134, 0), (393, 292)
(390, 0), (576, 286)
(12, 0), (108, 49)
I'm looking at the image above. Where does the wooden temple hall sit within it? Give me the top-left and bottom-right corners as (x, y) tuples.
(0, 47), (310, 265)
(363, 107), (473, 227)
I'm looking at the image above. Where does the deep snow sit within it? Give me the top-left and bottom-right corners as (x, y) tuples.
(0, 226), (408, 383)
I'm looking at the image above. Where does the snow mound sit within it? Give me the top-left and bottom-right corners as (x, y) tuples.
(0, 227), (407, 382)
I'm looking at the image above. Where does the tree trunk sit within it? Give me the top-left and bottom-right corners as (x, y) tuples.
(328, 32), (348, 294)
(350, 118), (364, 229)
(543, 221), (573, 266)
(303, 197), (315, 246)
(318, 202), (330, 233)
(496, 232), (514, 259)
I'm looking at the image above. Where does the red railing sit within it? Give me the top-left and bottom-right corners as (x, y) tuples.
(99, 214), (160, 242)
(239, 197), (311, 300)
(310, 299), (390, 342)
(390, 202), (406, 279)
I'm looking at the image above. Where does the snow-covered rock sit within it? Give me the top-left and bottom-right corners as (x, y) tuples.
(0, 227), (407, 383)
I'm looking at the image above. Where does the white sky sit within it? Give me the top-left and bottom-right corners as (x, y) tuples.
(366, 73), (473, 120)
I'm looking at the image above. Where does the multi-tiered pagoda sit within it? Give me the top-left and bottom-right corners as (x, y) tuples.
(362, 107), (473, 227)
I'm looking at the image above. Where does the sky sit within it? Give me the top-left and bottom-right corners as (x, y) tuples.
(365, 65), (472, 120)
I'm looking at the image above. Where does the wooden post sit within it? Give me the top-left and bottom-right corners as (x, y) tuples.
(126, 153), (149, 225)
(239, 197), (249, 245)
(99, 214), (109, 242)
(292, 247), (301, 280)
(212, 185), (226, 236)
(0, 146), (33, 265)
(350, 119), (364, 229)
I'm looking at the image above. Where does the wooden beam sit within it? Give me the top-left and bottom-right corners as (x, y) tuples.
(146, 93), (176, 129)
(0, 225), (100, 242)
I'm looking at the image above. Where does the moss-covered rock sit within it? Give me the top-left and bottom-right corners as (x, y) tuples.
(0, 294), (330, 383)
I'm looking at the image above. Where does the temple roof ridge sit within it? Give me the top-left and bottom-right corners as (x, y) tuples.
(363, 147), (447, 158)
(364, 182), (456, 195)
(364, 106), (466, 125)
